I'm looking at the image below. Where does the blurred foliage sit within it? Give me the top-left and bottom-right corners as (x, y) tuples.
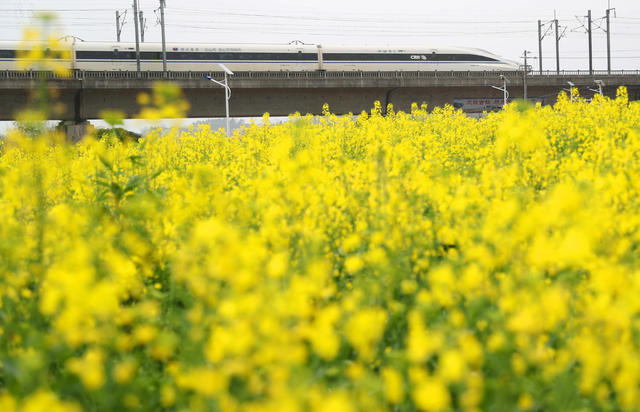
(4, 12), (640, 412)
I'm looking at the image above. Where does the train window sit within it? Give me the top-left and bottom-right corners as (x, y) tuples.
(320, 52), (499, 62)
(459, 54), (496, 62)
(165, 51), (317, 61)
(0, 50), (16, 58)
(70, 48), (499, 63)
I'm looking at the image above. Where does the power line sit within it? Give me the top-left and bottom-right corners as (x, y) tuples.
(542, 55), (640, 59)
(162, 25), (538, 36)
(168, 8), (538, 24)
(3, 8), (639, 33)
(0, 8), (115, 12)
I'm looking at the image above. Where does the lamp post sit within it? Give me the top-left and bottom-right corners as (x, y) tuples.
(594, 80), (604, 97)
(587, 80), (604, 100)
(204, 63), (234, 136)
(489, 75), (510, 108)
(564, 81), (576, 103)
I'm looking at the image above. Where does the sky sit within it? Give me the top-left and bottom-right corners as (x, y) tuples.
(0, 0), (639, 134)
(1, 0), (639, 71)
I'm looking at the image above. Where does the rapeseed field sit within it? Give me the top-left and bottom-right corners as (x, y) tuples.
(1, 82), (640, 412)
(3, 17), (640, 412)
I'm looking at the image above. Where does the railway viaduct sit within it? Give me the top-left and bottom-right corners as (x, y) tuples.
(1, 70), (639, 137)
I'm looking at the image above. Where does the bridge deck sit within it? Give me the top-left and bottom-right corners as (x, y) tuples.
(0, 70), (638, 120)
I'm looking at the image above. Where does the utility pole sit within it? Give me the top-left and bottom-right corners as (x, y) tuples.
(115, 10), (126, 42)
(133, 0), (141, 74)
(605, 3), (615, 74)
(522, 51), (531, 101)
(587, 10), (593, 74)
(537, 20), (543, 74)
(606, 8), (611, 74)
(116, 11), (121, 42)
(139, 11), (146, 42)
(160, 0), (167, 74)
(537, 18), (555, 74)
(545, 10), (567, 74)
(554, 16), (560, 74)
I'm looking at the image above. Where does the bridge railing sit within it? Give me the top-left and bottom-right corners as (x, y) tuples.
(1, 69), (639, 81)
(0, 70), (78, 80)
(528, 70), (640, 76)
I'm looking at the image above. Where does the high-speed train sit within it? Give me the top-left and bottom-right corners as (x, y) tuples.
(0, 40), (520, 72)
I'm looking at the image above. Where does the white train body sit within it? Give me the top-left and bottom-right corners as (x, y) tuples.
(0, 41), (519, 72)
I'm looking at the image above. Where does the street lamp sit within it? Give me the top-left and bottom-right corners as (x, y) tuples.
(204, 63), (234, 136)
(587, 80), (604, 100)
(594, 80), (604, 96)
(563, 81), (576, 103)
(489, 75), (510, 108)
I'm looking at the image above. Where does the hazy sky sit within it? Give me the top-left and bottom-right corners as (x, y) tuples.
(1, 0), (639, 71)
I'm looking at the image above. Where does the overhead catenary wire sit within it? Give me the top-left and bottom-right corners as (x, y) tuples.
(3, 6), (637, 26)
(1, 8), (638, 32)
(1, 4), (639, 71)
(1, 16), (638, 37)
(170, 9), (536, 24)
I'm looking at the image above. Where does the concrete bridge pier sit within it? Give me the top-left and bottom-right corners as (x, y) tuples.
(58, 120), (90, 143)
(60, 89), (90, 142)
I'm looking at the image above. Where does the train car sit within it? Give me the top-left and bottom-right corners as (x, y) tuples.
(318, 45), (518, 71)
(0, 40), (519, 72)
(0, 40), (75, 70)
(73, 41), (321, 71)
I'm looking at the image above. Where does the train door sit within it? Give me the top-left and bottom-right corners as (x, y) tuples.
(287, 45), (305, 70)
(317, 45), (324, 71)
(111, 47), (121, 70)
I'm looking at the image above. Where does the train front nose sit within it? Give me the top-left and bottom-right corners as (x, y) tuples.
(503, 59), (520, 71)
